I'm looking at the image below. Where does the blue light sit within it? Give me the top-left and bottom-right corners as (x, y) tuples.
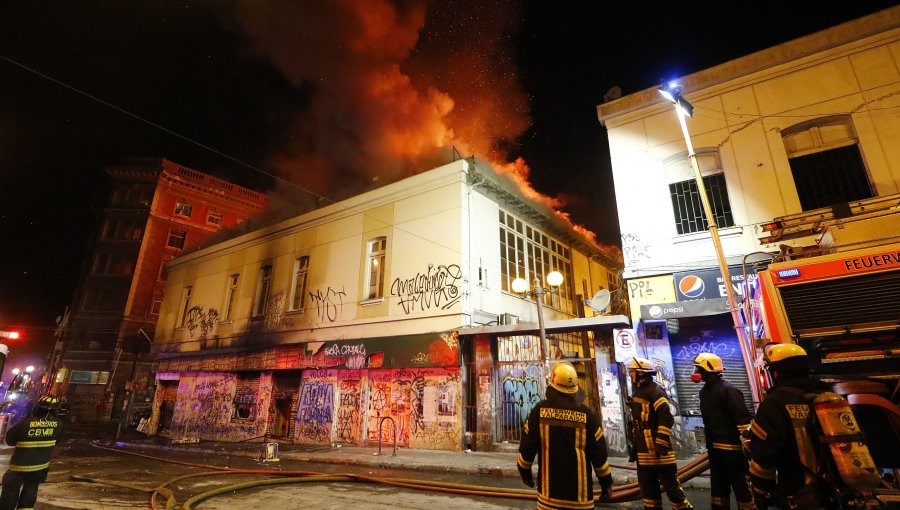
(777, 268), (801, 278)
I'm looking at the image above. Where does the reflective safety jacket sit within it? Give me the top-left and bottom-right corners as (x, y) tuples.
(518, 389), (612, 510)
(6, 415), (64, 473)
(629, 380), (676, 465)
(699, 375), (751, 452)
(748, 378), (829, 501)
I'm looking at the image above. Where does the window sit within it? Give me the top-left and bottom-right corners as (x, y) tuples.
(665, 150), (734, 235)
(223, 274), (239, 321)
(290, 256), (310, 311)
(178, 286), (192, 327)
(92, 253), (135, 274)
(499, 210), (576, 313)
(782, 117), (872, 211)
(253, 265), (273, 316)
(206, 211), (223, 226)
(102, 219), (143, 240)
(158, 255), (174, 281)
(174, 201), (193, 218)
(365, 237), (386, 300)
(150, 300), (162, 316)
(166, 229), (186, 250)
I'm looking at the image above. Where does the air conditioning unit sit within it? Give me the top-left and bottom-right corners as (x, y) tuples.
(499, 313), (519, 326)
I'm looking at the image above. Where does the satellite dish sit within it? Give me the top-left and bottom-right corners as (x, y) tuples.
(587, 289), (611, 313)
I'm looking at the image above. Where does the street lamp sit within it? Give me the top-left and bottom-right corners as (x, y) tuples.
(511, 271), (564, 377)
(659, 82), (761, 405)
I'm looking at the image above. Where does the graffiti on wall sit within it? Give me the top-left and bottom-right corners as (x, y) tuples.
(390, 264), (462, 314)
(411, 333), (459, 367)
(265, 291), (292, 329)
(336, 374), (364, 444)
(309, 286), (346, 323)
(323, 343), (368, 370)
(185, 306), (220, 339)
(622, 232), (651, 267)
(296, 373), (335, 443)
(169, 373), (271, 441)
(499, 364), (543, 433)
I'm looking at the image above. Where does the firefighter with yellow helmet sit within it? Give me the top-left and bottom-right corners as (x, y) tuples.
(628, 357), (692, 510)
(748, 343), (831, 509)
(691, 353), (754, 510)
(518, 361), (613, 509)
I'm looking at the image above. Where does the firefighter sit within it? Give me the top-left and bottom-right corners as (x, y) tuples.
(691, 353), (754, 510)
(0, 396), (65, 510)
(629, 357), (692, 510)
(747, 343), (831, 509)
(518, 361), (613, 510)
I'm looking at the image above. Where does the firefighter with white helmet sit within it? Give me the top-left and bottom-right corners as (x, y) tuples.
(691, 352), (754, 510)
(628, 357), (693, 510)
(518, 361), (613, 509)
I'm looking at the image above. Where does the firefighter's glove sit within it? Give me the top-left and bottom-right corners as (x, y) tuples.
(598, 474), (613, 500)
(519, 467), (535, 488)
(752, 483), (776, 508)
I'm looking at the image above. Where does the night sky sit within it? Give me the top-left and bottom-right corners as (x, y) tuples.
(1, 1), (896, 365)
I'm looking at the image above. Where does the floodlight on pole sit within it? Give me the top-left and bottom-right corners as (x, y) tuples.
(658, 83), (761, 406)
(511, 271), (564, 381)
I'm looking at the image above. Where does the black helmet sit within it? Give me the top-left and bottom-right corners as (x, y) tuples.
(34, 396), (61, 415)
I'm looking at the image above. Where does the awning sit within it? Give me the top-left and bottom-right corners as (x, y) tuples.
(640, 298), (730, 320)
(458, 314), (631, 336)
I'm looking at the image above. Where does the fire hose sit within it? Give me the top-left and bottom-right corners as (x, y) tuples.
(87, 441), (709, 509)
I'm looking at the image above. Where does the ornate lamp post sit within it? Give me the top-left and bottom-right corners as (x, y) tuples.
(512, 271), (564, 378)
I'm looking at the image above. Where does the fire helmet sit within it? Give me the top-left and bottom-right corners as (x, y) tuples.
(763, 343), (811, 373)
(693, 353), (725, 373)
(35, 395), (60, 414)
(549, 362), (580, 394)
(629, 357), (656, 374)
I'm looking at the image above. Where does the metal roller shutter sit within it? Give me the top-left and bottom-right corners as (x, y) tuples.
(779, 270), (900, 334)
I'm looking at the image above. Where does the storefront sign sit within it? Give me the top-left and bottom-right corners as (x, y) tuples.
(674, 265), (758, 301)
(303, 332), (459, 369)
(613, 328), (638, 362)
(640, 297), (730, 320)
(69, 370), (109, 384)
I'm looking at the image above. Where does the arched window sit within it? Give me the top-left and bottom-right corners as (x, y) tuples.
(782, 116), (872, 211)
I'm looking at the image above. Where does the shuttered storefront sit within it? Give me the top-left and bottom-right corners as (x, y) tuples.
(668, 315), (753, 416)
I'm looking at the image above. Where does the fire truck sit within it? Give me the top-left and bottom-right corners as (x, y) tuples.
(756, 242), (900, 502)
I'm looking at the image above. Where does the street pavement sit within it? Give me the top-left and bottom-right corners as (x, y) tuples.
(105, 428), (711, 489)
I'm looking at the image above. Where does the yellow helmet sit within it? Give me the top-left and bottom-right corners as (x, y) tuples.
(763, 343), (810, 372)
(693, 353), (724, 373)
(549, 362), (580, 394)
(629, 357), (656, 373)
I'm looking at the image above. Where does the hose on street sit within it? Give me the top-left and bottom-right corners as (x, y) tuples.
(88, 441), (709, 508)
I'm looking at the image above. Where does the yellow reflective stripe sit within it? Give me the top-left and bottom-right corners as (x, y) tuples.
(643, 428), (654, 452)
(540, 423), (550, 497)
(712, 442), (743, 451)
(737, 423), (751, 432)
(517, 453), (533, 469)
(594, 426), (603, 442)
(576, 427), (586, 503)
(15, 440), (56, 448)
(9, 462), (50, 472)
(642, 498), (662, 508)
(523, 420), (529, 435)
(711, 496), (728, 505)
(672, 499), (693, 509)
(637, 452), (677, 464)
(657, 425), (671, 435)
(595, 460), (610, 478)
(538, 493), (596, 509)
(653, 397), (668, 411)
(749, 460), (776, 480)
(749, 421), (767, 440)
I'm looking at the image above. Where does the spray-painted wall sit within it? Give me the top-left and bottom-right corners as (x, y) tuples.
(294, 367), (462, 450)
(168, 372), (272, 442)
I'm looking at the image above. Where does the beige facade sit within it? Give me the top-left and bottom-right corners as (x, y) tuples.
(597, 7), (900, 454)
(151, 159), (624, 450)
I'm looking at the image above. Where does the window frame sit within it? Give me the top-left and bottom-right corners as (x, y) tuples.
(166, 228), (187, 250)
(178, 286), (192, 328)
(365, 237), (386, 300)
(174, 201), (193, 218)
(206, 211), (224, 226)
(252, 265), (273, 317)
(289, 256), (310, 312)
(222, 273), (239, 321)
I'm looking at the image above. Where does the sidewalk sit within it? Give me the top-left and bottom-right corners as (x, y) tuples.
(106, 433), (711, 489)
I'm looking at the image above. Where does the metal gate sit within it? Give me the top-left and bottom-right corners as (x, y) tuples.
(495, 331), (597, 442)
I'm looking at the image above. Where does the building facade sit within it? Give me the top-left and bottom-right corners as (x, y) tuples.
(148, 159), (626, 451)
(53, 157), (267, 423)
(598, 7), (900, 454)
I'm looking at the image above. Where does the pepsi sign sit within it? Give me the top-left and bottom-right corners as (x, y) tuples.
(673, 264), (758, 301)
